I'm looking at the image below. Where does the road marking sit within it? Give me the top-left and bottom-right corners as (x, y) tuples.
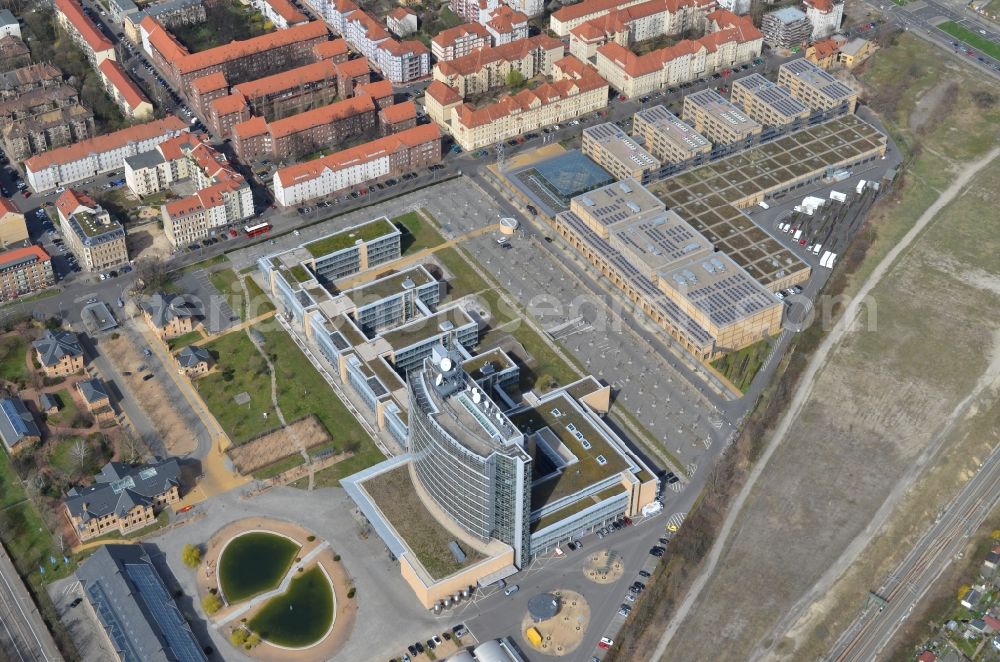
(665, 512), (687, 532)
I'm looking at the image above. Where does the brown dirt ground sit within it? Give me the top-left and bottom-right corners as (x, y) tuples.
(520, 590), (590, 657)
(659, 44), (1000, 662)
(102, 333), (195, 456)
(226, 416), (329, 474)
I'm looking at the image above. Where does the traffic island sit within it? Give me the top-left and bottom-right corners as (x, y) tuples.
(583, 549), (625, 584)
(520, 589), (590, 656)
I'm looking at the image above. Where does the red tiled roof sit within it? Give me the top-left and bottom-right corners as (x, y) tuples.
(190, 72), (228, 95)
(98, 60), (149, 110)
(276, 123), (440, 187)
(348, 11), (391, 43)
(380, 100), (416, 123)
(810, 38), (840, 59)
(163, 196), (203, 218)
(25, 117), (188, 173)
(56, 189), (97, 219)
(0, 245), (50, 268)
(355, 80), (393, 100)
(432, 23), (490, 49)
(233, 115), (269, 140)
(333, 58), (370, 79)
(269, 95), (375, 139)
(235, 60), (338, 99)
(263, 0), (308, 24)
(380, 39), (428, 57)
(158, 21), (328, 75)
(388, 7), (415, 20)
(425, 79), (462, 105)
(210, 94), (249, 116)
(805, 0), (836, 12)
(142, 16), (190, 63)
(553, 0), (713, 24)
(0, 198), (20, 216)
(314, 39), (349, 60)
(487, 8), (528, 34)
(436, 35), (563, 78)
(916, 653), (936, 662)
(54, 0), (114, 54)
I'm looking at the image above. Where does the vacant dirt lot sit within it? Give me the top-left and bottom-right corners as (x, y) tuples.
(661, 38), (1000, 661)
(227, 416), (329, 474)
(102, 333), (195, 456)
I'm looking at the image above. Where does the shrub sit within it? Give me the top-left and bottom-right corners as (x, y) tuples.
(347, 587), (356, 599)
(306, 535), (316, 542)
(181, 543), (201, 568)
(202, 593), (223, 615)
(333, 554), (341, 562)
(229, 628), (247, 647)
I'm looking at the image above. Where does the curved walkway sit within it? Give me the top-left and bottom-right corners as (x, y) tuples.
(650, 146), (1000, 660)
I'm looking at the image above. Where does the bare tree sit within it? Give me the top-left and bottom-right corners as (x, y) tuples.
(70, 439), (90, 472)
(120, 429), (149, 463)
(134, 256), (170, 292)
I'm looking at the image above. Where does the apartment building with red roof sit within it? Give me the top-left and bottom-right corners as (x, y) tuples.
(142, 17), (329, 97)
(355, 80), (394, 109)
(431, 23), (491, 62)
(485, 6), (529, 45)
(594, 9), (761, 97)
(232, 94), (377, 162)
(314, 38), (351, 63)
(379, 100), (417, 135)
(803, 0), (843, 40)
(97, 60), (154, 120)
(386, 8), (418, 37)
(273, 123), (441, 206)
(426, 55), (609, 150)
(25, 117), (189, 192)
(433, 34), (565, 97)
(310, 0), (431, 82)
(54, 0), (116, 66)
(567, 0), (716, 60)
(0, 245), (54, 301)
(333, 58), (372, 97)
(250, 0), (310, 29)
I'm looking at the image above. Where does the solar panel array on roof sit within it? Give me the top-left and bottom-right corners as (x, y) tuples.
(125, 563), (206, 662)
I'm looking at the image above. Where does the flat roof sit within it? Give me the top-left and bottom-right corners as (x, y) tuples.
(634, 105), (710, 154)
(732, 74), (810, 119)
(511, 391), (629, 508)
(780, 58), (857, 103)
(531, 150), (615, 200)
(583, 123), (660, 172)
(658, 252), (777, 327)
(346, 265), (434, 308)
(303, 217), (397, 258)
(684, 88), (761, 136)
(649, 114), (884, 286)
(462, 348), (515, 381)
(382, 305), (474, 350)
(610, 209), (714, 276)
(572, 178), (665, 233)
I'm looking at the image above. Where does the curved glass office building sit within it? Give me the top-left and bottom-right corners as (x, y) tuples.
(408, 349), (532, 566)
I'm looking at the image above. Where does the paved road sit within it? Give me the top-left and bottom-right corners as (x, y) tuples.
(0, 545), (62, 662)
(828, 440), (1000, 661)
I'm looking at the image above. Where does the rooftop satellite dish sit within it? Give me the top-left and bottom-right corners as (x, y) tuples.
(440, 357), (453, 372)
(472, 392), (482, 404)
(435, 373), (444, 386)
(495, 412), (502, 420)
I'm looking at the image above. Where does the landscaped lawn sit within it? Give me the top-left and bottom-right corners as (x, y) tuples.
(209, 269), (275, 321)
(393, 210), (445, 255)
(199, 325), (376, 479)
(0, 336), (28, 383)
(938, 21), (1000, 60)
(363, 465), (484, 579)
(711, 339), (771, 393)
(171, 0), (271, 52)
(167, 330), (202, 351)
(45, 389), (82, 428)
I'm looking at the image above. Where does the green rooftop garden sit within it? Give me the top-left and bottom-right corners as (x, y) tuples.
(304, 218), (396, 258)
(363, 465), (485, 580)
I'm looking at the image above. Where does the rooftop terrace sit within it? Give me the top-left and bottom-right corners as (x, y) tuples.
(304, 217), (397, 258)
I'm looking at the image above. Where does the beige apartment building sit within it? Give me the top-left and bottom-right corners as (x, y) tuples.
(0, 245), (54, 301)
(682, 87), (761, 148)
(581, 123), (660, 183)
(54, 189), (129, 272)
(427, 55), (609, 151)
(432, 34), (564, 97)
(632, 105), (711, 166)
(777, 58), (858, 113)
(730, 73), (810, 128)
(0, 198), (28, 248)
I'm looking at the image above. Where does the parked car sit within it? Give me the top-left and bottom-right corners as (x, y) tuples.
(504, 585), (519, 596)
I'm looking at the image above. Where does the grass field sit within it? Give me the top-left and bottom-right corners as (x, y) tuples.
(45, 389), (80, 427)
(938, 21), (1000, 60)
(199, 325), (378, 481)
(711, 340), (771, 393)
(0, 336), (28, 383)
(394, 210), (445, 255)
(171, 0), (271, 51)
(209, 269), (275, 321)
(167, 330), (201, 351)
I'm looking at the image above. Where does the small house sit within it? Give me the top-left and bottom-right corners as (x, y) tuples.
(961, 587), (983, 610)
(32, 329), (84, 377)
(39, 392), (60, 415)
(77, 378), (114, 424)
(175, 345), (212, 377)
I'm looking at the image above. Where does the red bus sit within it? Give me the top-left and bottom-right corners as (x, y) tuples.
(244, 222), (271, 238)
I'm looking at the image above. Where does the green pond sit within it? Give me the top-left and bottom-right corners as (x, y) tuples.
(218, 532), (300, 603)
(248, 565), (334, 648)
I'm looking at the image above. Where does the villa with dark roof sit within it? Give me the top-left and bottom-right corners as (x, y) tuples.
(64, 459), (181, 541)
(77, 378), (115, 424)
(32, 329), (84, 377)
(0, 397), (40, 452)
(142, 293), (199, 339)
(175, 344), (212, 377)
(76, 544), (207, 662)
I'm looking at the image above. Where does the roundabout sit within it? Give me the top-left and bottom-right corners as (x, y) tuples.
(199, 518), (355, 658)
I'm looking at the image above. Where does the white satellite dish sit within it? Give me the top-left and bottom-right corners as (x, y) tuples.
(495, 412), (502, 420)
(472, 392), (482, 404)
(440, 357), (453, 372)
(435, 373), (444, 386)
